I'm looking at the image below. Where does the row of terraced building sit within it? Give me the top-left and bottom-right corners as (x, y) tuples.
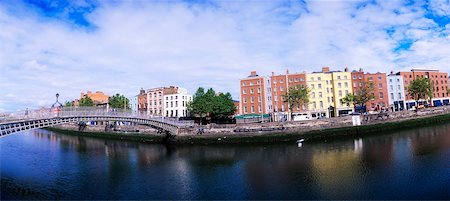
(239, 67), (449, 121)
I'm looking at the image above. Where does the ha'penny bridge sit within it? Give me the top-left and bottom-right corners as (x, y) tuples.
(0, 107), (193, 138)
(0, 93), (193, 138)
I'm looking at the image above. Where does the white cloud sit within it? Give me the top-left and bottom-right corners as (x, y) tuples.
(0, 0), (449, 112)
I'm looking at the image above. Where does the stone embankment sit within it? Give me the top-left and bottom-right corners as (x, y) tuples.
(179, 105), (450, 136)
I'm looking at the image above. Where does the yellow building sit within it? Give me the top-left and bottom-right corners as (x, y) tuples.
(330, 69), (353, 116)
(306, 67), (353, 117)
(306, 68), (333, 118)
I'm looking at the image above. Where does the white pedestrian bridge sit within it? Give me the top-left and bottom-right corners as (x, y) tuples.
(0, 107), (193, 138)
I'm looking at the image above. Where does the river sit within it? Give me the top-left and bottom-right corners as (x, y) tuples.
(1, 123), (450, 200)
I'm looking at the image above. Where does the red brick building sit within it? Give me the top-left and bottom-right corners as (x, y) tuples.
(137, 88), (147, 113)
(270, 70), (307, 113)
(240, 71), (271, 114)
(351, 69), (389, 111)
(399, 69), (449, 107)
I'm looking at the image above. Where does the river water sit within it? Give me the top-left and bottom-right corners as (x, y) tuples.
(1, 123), (450, 200)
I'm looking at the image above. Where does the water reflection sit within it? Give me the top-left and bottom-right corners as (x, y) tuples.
(1, 123), (449, 200)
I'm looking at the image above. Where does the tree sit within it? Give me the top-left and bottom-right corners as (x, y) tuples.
(108, 93), (130, 109)
(340, 93), (356, 107)
(187, 87), (236, 124)
(353, 81), (375, 108)
(65, 101), (74, 107)
(407, 77), (433, 108)
(213, 92), (237, 119)
(282, 85), (310, 121)
(79, 96), (94, 107)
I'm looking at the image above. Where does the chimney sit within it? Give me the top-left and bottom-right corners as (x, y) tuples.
(250, 71), (257, 77)
(322, 67), (330, 73)
(286, 69), (289, 74)
(271, 71), (275, 76)
(359, 68), (363, 72)
(390, 71), (394, 75)
(344, 67), (349, 72)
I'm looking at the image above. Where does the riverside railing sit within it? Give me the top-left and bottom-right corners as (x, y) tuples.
(0, 107), (195, 127)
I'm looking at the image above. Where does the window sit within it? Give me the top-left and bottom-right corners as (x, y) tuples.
(280, 79), (284, 83)
(338, 82), (342, 88)
(353, 82), (357, 87)
(339, 90), (342, 97)
(397, 79), (400, 82)
(300, 78), (304, 81)
(390, 85), (393, 90)
(379, 92), (383, 99)
(250, 89), (254, 94)
(319, 92), (322, 98)
(378, 83), (382, 89)
(312, 92), (316, 98)
(175, 101), (178, 107)
(378, 76), (382, 80)
(318, 84), (322, 89)
(251, 106), (254, 113)
(389, 79), (392, 83)
(345, 90), (349, 95)
(318, 77), (321, 81)
(398, 93), (401, 99)
(311, 84), (315, 89)
(289, 78), (293, 82)
(397, 85), (401, 90)
(251, 97), (254, 103)
(257, 88), (261, 93)
(390, 93), (394, 100)
(344, 82), (348, 87)
(311, 77), (315, 81)
(368, 77), (373, 81)
(280, 86), (284, 91)
(344, 76), (347, 80)
(244, 107), (247, 113)
(294, 78), (298, 82)
(359, 76), (362, 79)
(337, 76), (341, 80)
(353, 76), (357, 80)
(320, 101), (323, 108)
(258, 96), (261, 102)
(242, 89), (247, 94)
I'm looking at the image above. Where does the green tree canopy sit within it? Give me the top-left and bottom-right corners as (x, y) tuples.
(342, 81), (375, 108)
(65, 101), (74, 107)
(79, 96), (94, 107)
(283, 85), (310, 120)
(108, 94), (130, 109)
(187, 87), (236, 122)
(407, 77), (433, 104)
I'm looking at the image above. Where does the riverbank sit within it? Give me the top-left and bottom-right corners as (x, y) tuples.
(46, 112), (450, 145)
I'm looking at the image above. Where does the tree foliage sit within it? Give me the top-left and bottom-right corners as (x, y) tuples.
(341, 81), (375, 108)
(407, 77), (433, 104)
(79, 96), (94, 107)
(187, 87), (236, 122)
(282, 85), (310, 120)
(65, 101), (74, 107)
(108, 94), (130, 109)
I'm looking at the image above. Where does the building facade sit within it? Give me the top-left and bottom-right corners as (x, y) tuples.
(306, 67), (334, 118)
(351, 69), (389, 111)
(399, 69), (449, 108)
(137, 88), (147, 113)
(239, 71), (272, 115)
(330, 68), (353, 116)
(80, 91), (109, 106)
(163, 87), (192, 118)
(128, 95), (138, 112)
(387, 73), (406, 111)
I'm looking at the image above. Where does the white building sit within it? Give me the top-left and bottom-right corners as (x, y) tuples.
(387, 73), (406, 111)
(163, 88), (192, 118)
(129, 95), (138, 113)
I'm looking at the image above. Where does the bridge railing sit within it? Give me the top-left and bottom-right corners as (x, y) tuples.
(0, 107), (195, 127)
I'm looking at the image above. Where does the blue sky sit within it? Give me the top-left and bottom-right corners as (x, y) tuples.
(0, 0), (449, 112)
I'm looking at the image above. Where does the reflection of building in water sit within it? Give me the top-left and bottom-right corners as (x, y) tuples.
(361, 137), (394, 168)
(354, 138), (363, 153)
(410, 124), (450, 155)
(311, 145), (362, 198)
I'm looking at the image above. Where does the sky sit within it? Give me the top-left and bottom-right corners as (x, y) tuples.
(0, 0), (449, 112)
